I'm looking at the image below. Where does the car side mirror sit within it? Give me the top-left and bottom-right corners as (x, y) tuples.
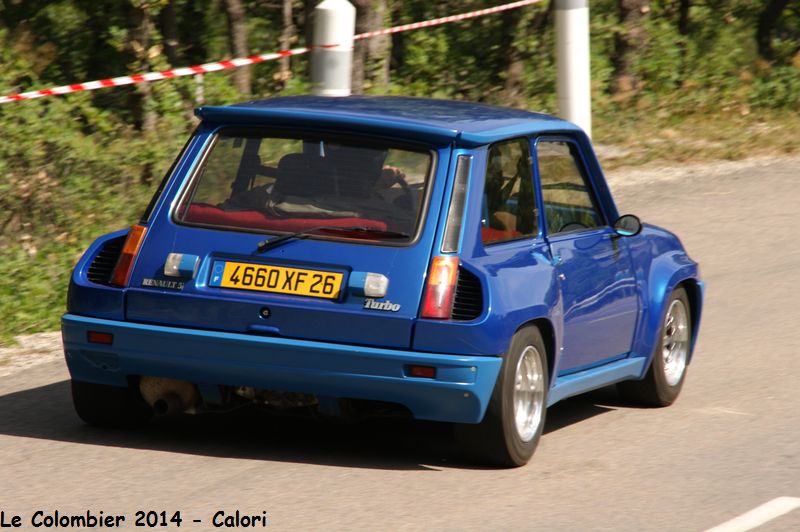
(613, 214), (642, 237)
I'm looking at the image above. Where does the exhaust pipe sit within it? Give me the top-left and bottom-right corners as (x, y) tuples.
(139, 376), (199, 415)
(153, 393), (184, 415)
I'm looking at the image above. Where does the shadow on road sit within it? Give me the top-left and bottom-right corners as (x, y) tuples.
(0, 379), (626, 471)
(544, 385), (631, 434)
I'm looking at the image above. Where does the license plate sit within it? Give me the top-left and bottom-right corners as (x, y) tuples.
(209, 261), (344, 299)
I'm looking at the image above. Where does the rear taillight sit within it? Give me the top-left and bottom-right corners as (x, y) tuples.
(110, 225), (147, 287)
(420, 256), (459, 319)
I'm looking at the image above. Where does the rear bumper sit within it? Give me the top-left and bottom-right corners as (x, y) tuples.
(61, 314), (502, 423)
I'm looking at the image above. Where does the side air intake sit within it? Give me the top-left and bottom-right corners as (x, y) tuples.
(451, 268), (483, 321)
(86, 236), (125, 285)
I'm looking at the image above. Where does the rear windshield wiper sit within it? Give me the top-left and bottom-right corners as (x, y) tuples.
(257, 226), (410, 253)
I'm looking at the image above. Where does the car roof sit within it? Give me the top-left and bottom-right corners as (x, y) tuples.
(195, 96), (582, 147)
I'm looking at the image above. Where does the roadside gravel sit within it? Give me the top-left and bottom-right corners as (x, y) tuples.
(0, 331), (63, 377)
(603, 153), (800, 189)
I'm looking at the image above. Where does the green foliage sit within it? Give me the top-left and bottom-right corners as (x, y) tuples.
(592, 0), (800, 114)
(0, 28), (186, 344)
(750, 65), (800, 108)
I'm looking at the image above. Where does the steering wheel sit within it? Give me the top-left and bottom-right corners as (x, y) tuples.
(381, 167), (415, 210)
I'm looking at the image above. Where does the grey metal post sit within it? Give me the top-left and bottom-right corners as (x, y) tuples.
(311, 0), (356, 97)
(555, 0), (592, 137)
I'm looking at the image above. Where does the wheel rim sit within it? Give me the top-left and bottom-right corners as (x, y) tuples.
(513, 346), (545, 442)
(662, 299), (690, 386)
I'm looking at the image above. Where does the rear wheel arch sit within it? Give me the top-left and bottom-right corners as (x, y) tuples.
(516, 318), (556, 386)
(455, 322), (549, 466)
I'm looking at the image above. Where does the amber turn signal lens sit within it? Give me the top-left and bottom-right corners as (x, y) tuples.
(110, 224), (147, 287)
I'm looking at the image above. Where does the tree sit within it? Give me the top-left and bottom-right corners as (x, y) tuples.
(677, 0), (690, 37)
(757, 0), (790, 61)
(129, 1), (159, 136)
(352, 0), (390, 94)
(158, 0), (180, 66)
(277, 0), (295, 87)
(611, 0), (651, 98)
(497, 5), (549, 107)
(223, 0), (251, 95)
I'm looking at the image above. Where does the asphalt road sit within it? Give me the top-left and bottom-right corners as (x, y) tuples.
(1, 156), (799, 531)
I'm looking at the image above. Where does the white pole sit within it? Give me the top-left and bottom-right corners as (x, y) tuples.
(311, 0), (356, 97)
(555, 0), (591, 137)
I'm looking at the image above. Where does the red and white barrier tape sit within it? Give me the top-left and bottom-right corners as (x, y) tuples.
(353, 0), (542, 41)
(0, 46), (315, 105)
(0, 0), (543, 105)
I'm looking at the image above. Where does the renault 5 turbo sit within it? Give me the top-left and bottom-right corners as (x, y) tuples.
(62, 96), (703, 466)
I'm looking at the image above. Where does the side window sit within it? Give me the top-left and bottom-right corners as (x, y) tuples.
(536, 140), (603, 235)
(481, 138), (537, 245)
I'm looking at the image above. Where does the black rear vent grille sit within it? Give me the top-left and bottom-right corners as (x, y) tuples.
(452, 268), (483, 321)
(86, 236), (125, 285)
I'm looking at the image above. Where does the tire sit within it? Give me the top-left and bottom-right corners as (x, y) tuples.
(71, 380), (153, 428)
(618, 286), (692, 407)
(455, 326), (549, 467)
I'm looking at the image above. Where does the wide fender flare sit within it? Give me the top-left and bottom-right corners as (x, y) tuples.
(479, 302), (561, 356)
(67, 229), (129, 319)
(635, 251), (701, 378)
(474, 304), (563, 395)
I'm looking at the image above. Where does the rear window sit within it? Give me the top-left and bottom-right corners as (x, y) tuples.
(175, 131), (433, 243)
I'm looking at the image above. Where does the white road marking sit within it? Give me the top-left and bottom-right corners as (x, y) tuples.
(695, 406), (755, 417)
(705, 497), (800, 532)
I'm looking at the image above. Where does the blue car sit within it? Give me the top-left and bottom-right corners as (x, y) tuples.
(62, 96), (703, 466)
